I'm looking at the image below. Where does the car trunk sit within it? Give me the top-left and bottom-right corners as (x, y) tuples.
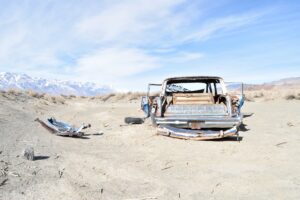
(164, 93), (229, 117)
(155, 92), (240, 129)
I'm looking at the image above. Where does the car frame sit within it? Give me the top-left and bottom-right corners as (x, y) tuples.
(141, 76), (244, 140)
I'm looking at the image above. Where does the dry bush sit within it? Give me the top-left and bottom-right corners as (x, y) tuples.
(60, 94), (68, 99)
(128, 92), (145, 100)
(244, 93), (254, 102)
(100, 93), (116, 102)
(42, 94), (52, 102)
(285, 93), (300, 100)
(54, 96), (66, 104)
(7, 89), (22, 96)
(253, 92), (264, 98)
(0, 90), (7, 97)
(26, 90), (37, 97)
(59, 94), (77, 100)
(25, 90), (45, 98)
(115, 93), (127, 100)
(42, 94), (65, 104)
(243, 86), (300, 101)
(92, 95), (106, 100)
(285, 94), (296, 100)
(92, 92), (146, 102)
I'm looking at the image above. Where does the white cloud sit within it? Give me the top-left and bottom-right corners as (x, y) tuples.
(74, 47), (159, 82)
(75, 0), (189, 45)
(172, 52), (204, 62)
(0, 0), (271, 89)
(180, 12), (264, 44)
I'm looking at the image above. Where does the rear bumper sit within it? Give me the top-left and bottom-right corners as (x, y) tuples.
(157, 125), (238, 140)
(155, 115), (242, 129)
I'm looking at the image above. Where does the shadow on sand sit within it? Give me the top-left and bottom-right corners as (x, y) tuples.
(34, 156), (50, 160)
(211, 136), (243, 142)
(84, 132), (104, 136)
(243, 112), (254, 118)
(239, 123), (250, 132)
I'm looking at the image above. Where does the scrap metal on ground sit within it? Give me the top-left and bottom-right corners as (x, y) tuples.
(35, 117), (91, 137)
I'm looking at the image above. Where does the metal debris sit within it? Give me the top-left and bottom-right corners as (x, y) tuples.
(35, 117), (91, 137)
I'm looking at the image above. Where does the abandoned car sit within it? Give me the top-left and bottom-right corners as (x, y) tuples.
(141, 76), (244, 140)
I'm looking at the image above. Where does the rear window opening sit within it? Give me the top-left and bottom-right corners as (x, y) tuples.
(166, 80), (224, 96)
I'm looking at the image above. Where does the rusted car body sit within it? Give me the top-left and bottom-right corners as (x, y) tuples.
(141, 76), (244, 140)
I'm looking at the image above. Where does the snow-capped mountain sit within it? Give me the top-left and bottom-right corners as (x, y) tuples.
(0, 72), (113, 96)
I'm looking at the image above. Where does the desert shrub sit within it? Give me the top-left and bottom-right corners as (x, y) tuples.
(54, 96), (66, 104)
(42, 94), (65, 104)
(285, 94), (296, 100)
(128, 92), (144, 100)
(253, 92), (264, 98)
(244, 94), (254, 102)
(7, 89), (22, 96)
(25, 90), (45, 98)
(39, 93), (46, 98)
(115, 93), (127, 100)
(286, 93), (300, 100)
(0, 90), (7, 97)
(95, 92), (146, 102)
(101, 93), (116, 102)
(60, 94), (69, 99)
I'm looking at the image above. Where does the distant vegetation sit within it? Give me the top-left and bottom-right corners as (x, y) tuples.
(1, 85), (300, 104)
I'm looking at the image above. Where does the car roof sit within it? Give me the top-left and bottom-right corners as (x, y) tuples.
(164, 76), (223, 83)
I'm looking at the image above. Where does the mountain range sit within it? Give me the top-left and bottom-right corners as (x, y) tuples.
(1, 72), (299, 95)
(0, 72), (113, 96)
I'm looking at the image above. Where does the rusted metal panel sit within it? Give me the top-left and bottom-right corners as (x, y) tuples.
(164, 104), (227, 116)
(173, 93), (215, 105)
(157, 125), (238, 140)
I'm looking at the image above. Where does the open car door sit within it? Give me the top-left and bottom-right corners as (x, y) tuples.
(225, 82), (245, 114)
(141, 83), (162, 117)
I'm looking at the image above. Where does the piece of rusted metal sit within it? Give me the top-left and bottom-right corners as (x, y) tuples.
(157, 125), (238, 140)
(35, 118), (91, 137)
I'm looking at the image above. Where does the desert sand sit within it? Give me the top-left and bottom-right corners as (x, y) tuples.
(0, 92), (300, 200)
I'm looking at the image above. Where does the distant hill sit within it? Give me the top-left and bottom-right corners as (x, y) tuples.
(0, 72), (113, 96)
(267, 77), (300, 86)
(242, 77), (300, 91)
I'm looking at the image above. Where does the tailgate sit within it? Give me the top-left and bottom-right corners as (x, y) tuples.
(164, 104), (228, 117)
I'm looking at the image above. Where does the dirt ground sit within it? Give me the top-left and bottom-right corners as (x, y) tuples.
(0, 94), (300, 200)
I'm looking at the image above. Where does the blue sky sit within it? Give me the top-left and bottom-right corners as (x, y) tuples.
(0, 0), (299, 90)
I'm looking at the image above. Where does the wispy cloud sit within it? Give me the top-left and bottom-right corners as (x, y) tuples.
(74, 47), (160, 82)
(180, 12), (264, 44)
(0, 0), (297, 89)
(75, 0), (188, 45)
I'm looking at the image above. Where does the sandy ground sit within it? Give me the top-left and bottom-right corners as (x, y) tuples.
(0, 94), (300, 200)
